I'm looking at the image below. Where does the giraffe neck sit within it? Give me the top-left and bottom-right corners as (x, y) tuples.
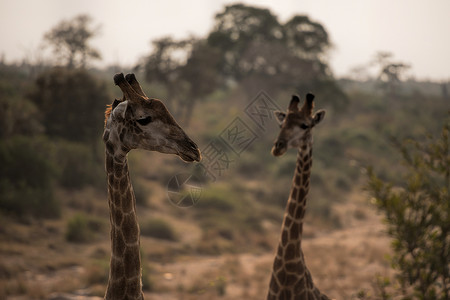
(285, 146), (312, 245)
(105, 143), (144, 300)
(267, 145), (328, 300)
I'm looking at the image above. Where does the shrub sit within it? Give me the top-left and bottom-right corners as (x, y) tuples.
(193, 185), (265, 250)
(195, 192), (236, 212)
(53, 140), (103, 189)
(140, 218), (178, 241)
(65, 213), (104, 243)
(366, 117), (449, 299)
(132, 179), (151, 207)
(84, 260), (109, 285)
(66, 214), (91, 243)
(0, 136), (60, 218)
(28, 68), (110, 144)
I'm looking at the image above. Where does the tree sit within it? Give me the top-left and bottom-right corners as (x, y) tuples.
(0, 64), (43, 139)
(142, 37), (190, 85)
(367, 116), (449, 299)
(43, 14), (101, 68)
(283, 15), (330, 59)
(0, 65), (59, 218)
(207, 3), (282, 80)
(141, 37), (221, 124)
(28, 68), (109, 144)
(0, 136), (60, 218)
(205, 3), (348, 108)
(372, 51), (410, 96)
(141, 36), (192, 112)
(178, 40), (222, 125)
(207, 4), (331, 83)
(141, 4), (347, 121)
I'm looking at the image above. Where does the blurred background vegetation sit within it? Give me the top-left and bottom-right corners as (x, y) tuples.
(0, 3), (448, 299)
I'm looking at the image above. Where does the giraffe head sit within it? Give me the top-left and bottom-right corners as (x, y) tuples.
(103, 73), (201, 162)
(272, 93), (325, 156)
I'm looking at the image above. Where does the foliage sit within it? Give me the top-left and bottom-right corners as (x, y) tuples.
(141, 3), (347, 125)
(0, 65), (43, 139)
(132, 179), (151, 207)
(178, 40), (222, 124)
(142, 36), (189, 91)
(207, 4), (331, 85)
(66, 213), (105, 243)
(0, 136), (60, 218)
(66, 214), (91, 243)
(2, 7), (450, 299)
(28, 67), (109, 144)
(207, 3), (282, 80)
(43, 14), (101, 68)
(141, 37), (222, 123)
(84, 259), (109, 286)
(140, 218), (178, 241)
(52, 140), (104, 189)
(0, 64), (108, 220)
(0, 96), (43, 139)
(194, 185), (264, 251)
(283, 15), (329, 56)
(372, 52), (411, 97)
(366, 116), (450, 299)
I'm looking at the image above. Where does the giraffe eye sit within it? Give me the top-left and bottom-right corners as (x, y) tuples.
(137, 116), (152, 126)
(300, 124), (309, 130)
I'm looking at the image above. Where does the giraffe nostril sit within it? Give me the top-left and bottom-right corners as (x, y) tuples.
(188, 139), (198, 150)
(275, 140), (285, 149)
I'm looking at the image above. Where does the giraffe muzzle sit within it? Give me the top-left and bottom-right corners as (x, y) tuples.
(178, 138), (201, 162)
(272, 140), (287, 157)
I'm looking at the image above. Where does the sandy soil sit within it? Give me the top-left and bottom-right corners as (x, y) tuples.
(144, 196), (393, 300)
(2, 193), (394, 300)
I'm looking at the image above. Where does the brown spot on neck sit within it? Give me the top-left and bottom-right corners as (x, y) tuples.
(105, 149), (142, 299)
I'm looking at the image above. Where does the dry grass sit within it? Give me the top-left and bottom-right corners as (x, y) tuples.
(1, 190), (395, 300)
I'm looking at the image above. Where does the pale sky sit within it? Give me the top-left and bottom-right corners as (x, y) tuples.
(1, 0), (449, 80)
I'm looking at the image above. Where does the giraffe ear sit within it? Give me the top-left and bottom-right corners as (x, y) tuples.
(112, 100), (129, 120)
(274, 111), (286, 124)
(312, 109), (325, 126)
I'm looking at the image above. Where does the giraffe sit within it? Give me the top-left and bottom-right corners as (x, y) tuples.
(267, 93), (330, 300)
(102, 73), (201, 299)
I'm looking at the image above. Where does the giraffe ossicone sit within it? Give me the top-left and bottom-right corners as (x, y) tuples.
(267, 93), (330, 300)
(103, 73), (201, 300)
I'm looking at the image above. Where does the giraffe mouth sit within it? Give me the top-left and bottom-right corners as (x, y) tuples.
(178, 139), (201, 162)
(179, 149), (201, 162)
(272, 140), (287, 156)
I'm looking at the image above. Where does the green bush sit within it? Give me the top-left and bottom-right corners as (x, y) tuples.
(0, 136), (60, 218)
(53, 140), (103, 189)
(84, 259), (109, 285)
(140, 218), (178, 241)
(194, 185), (264, 249)
(195, 192), (237, 212)
(0, 96), (43, 139)
(271, 153), (297, 179)
(132, 179), (151, 207)
(66, 213), (104, 243)
(66, 214), (91, 243)
(367, 117), (449, 299)
(28, 68), (110, 144)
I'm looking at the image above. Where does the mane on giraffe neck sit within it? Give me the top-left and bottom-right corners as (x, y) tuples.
(104, 128), (144, 300)
(267, 143), (329, 300)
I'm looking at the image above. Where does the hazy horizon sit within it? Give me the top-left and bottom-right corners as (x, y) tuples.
(1, 0), (449, 80)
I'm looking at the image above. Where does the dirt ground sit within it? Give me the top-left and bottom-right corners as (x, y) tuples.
(1, 192), (393, 300)
(144, 195), (393, 300)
